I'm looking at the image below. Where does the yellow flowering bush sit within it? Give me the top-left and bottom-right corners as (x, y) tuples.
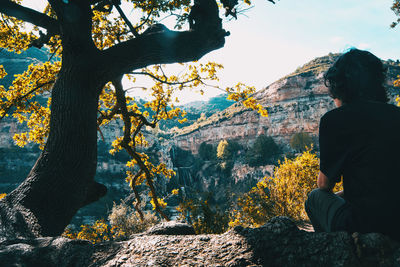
(62, 219), (114, 244)
(230, 149), (343, 227)
(62, 202), (159, 243)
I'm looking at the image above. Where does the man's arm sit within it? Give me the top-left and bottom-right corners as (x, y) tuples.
(318, 171), (344, 197)
(317, 171), (336, 192)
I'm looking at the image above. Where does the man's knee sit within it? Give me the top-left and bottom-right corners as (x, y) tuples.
(305, 188), (324, 213)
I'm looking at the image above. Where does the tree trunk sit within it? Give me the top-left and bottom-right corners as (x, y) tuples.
(0, 61), (107, 238)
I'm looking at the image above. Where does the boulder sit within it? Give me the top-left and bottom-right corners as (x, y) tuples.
(145, 221), (196, 235)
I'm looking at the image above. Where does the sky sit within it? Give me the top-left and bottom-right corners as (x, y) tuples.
(25, 0), (399, 104)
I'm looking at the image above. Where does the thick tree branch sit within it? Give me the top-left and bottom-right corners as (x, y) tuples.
(102, 28), (228, 79)
(0, 0), (59, 33)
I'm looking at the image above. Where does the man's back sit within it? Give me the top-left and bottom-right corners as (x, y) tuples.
(319, 100), (400, 238)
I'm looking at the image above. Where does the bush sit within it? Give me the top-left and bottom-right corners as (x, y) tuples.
(217, 140), (230, 160)
(108, 202), (159, 238)
(216, 139), (241, 161)
(62, 201), (159, 243)
(62, 219), (115, 244)
(198, 142), (216, 160)
(230, 149), (343, 227)
(290, 132), (313, 152)
(177, 197), (230, 234)
(245, 135), (280, 166)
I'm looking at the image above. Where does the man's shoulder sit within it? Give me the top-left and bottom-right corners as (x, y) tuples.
(322, 102), (400, 122)
(320, 106), (346, 124)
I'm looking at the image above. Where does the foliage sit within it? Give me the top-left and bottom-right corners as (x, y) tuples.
(290, 132), (313, 152)
(217, 139), (241, 160)
(226, 83), (268, 117)
(217, 140), (230, 160)
(177, 197), (229, 234)
(198, 142), (216, 161)
(245, 135), (280, 166)
(216, 139), (240, 175)
(62, 202), (159, 243)
(229, 180), (274, 228)
(108, 202), (158, 238)
(62, 219), (116, 244)
(391, 0), (400, 28)
(230, 149), (343, 227)
(394, 74), (400, 106)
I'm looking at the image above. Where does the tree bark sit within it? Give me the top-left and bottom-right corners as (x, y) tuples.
(1, 59), (107, 237)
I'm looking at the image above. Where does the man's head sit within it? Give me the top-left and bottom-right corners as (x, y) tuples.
(324, 48), (388, 104)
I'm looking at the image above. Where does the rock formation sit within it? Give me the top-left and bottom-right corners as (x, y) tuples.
(0, 217), (399, 266)
(172, 54), (400, 154)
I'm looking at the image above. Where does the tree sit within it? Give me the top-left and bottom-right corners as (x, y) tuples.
(217, 139), (230, 160)
(289, 132), (313, 152)
(245, 134), (280, 166)
(198, 142), (216, 161)
(216, 139), (240, 160)
(0, 0), (270, 239)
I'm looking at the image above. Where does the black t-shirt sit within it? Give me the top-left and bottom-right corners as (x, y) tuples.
(319, 100), (400, 239)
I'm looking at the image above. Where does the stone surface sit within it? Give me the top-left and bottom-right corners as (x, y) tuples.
(1, 217), (400, 266)
(145, 221), (196, 235)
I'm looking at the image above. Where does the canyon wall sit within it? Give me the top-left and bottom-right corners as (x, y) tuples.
(171, 54), (400, 154)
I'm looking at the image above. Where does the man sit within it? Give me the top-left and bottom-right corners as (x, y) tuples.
(305, 48), (400, 240)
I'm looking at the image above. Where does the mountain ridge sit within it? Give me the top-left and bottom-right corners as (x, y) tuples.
(170, 53), (400, 154)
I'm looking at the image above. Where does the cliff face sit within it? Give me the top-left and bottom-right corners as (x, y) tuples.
(171, 54), (400, 154)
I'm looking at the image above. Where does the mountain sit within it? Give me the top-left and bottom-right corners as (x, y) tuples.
(157, 94), (235, 130)
(0, 47), (49, 87)
(170, 54), (400, 154)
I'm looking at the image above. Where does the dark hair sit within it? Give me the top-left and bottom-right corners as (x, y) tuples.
(324, 48), (388, 103)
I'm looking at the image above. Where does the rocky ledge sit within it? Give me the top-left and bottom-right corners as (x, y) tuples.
(0, 217), (399, 267)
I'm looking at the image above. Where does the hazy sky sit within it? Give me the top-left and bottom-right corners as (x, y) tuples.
(24, 0), (399, 104)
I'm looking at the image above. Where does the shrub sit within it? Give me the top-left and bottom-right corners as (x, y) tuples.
(290, 132), (313, 152)
(230, 149), (343, 227)
(177, 197), (229, 234)
(108, 202), (159, 238)
(229, 181), (274, 228)
(198, 142), (216, 160)
(216, 139), (241, 161)
(245, 135), (280, 166)
(62, 202), (159, 243)
(62, 219), (115, 244)
(217, 140), (230, 160)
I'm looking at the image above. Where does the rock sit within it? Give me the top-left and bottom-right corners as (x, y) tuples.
(1, 217), (400, 266)
(145, 221), (196, 235)
(171, 55), (400, 154)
